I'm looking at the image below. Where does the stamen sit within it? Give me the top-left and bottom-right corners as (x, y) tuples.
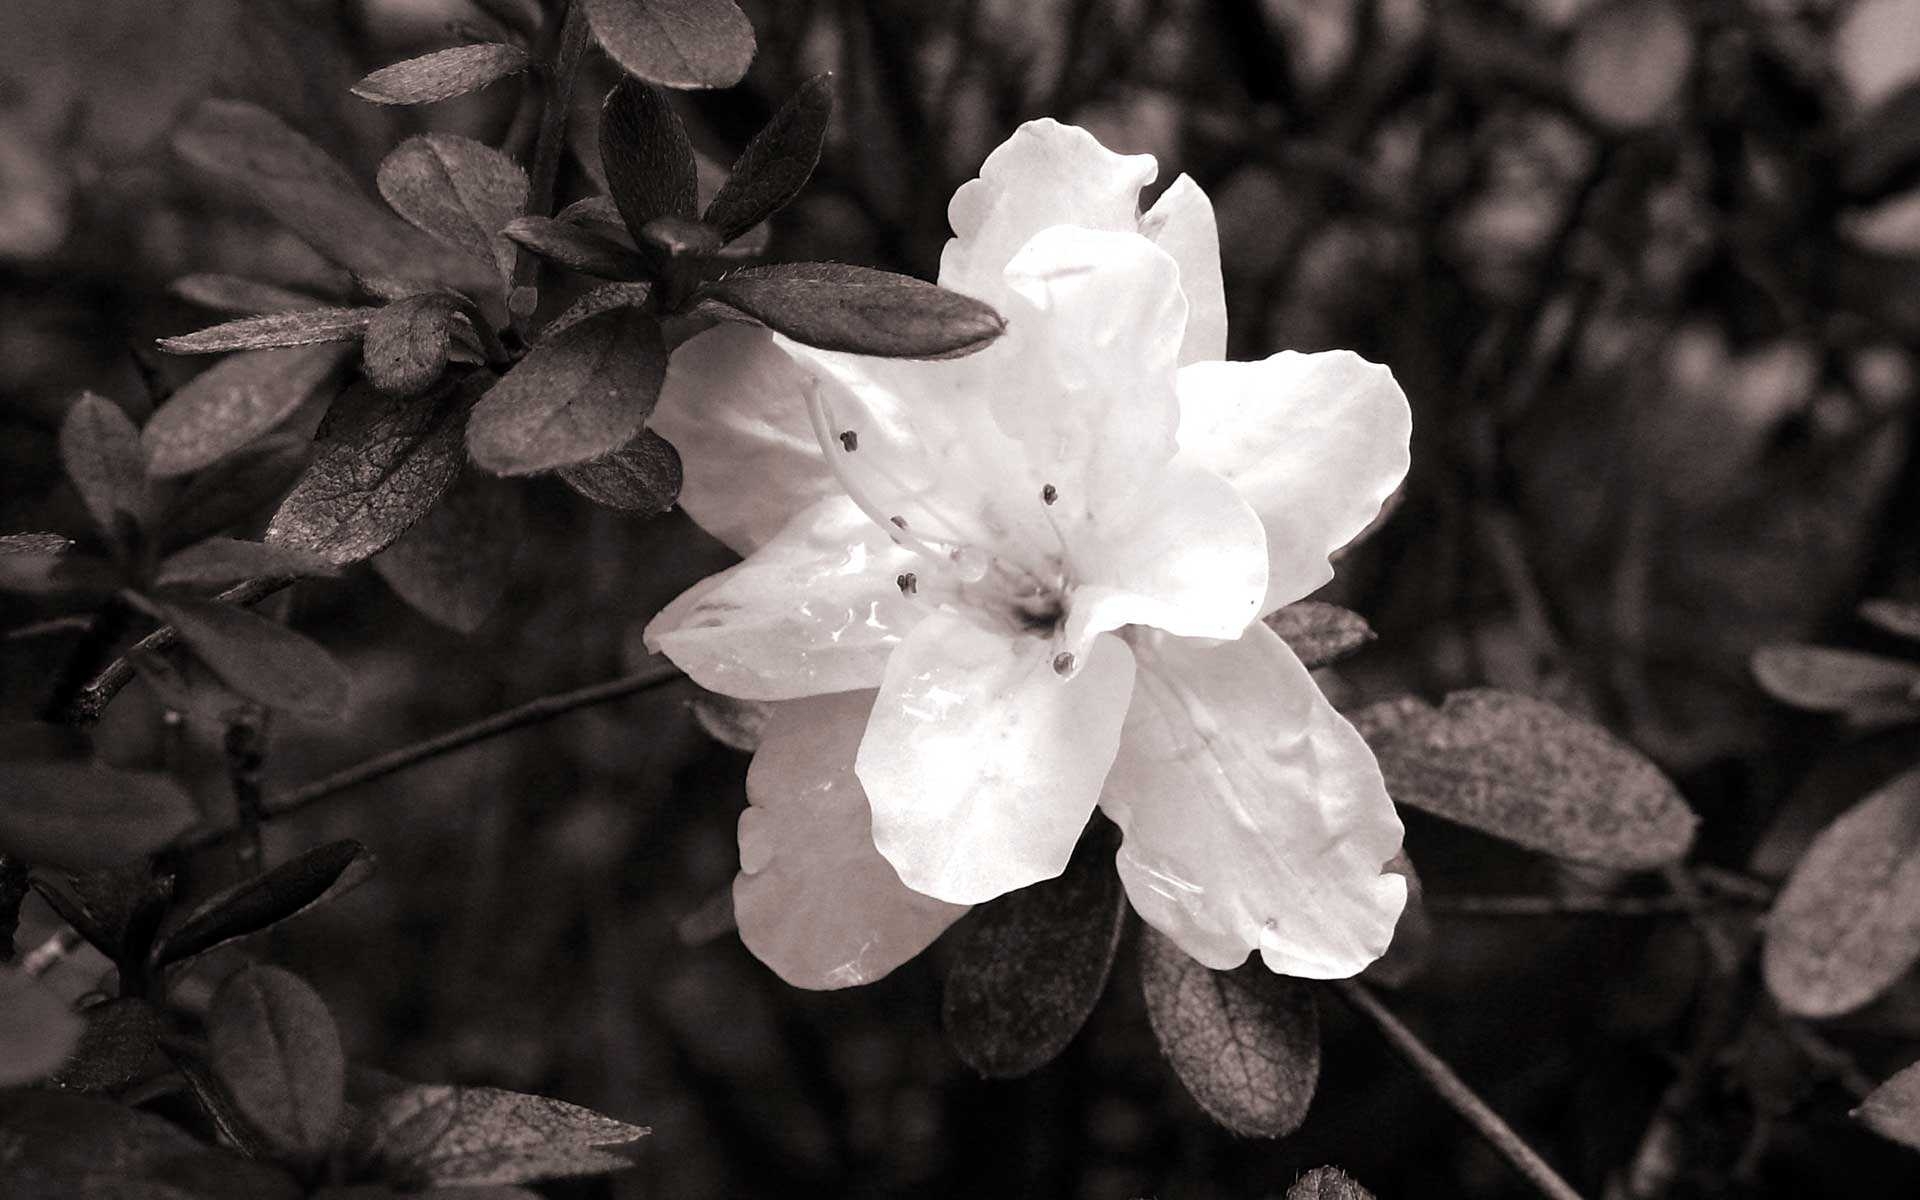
(1052, 651), (1076, 676)
(896, 572), (917, 595)
(803, 379), (949, 563)
(839, 430), (858, 452)
(1041, 483), (1057, 505)
(890, 515), (908, 529)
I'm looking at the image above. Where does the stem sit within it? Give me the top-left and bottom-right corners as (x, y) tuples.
(224, 709), (270, 876)
(510, 0), (593, 334)
(41, 595), (133, 723)
(1332, 979), (1588, 1200)
(1428, 890), (1764, 918)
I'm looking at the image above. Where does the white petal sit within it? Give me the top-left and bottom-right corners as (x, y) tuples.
(1141, 173), (1228, 366)
(939, 119), (1159, 307)
(1099, 624), (1406, 978)
(645, 496), (936, 700)
(857, 609), (1136, 905)
(649, 323), (837, 555)
(1175, 351), (1411, 613)
(735, 690), (969, 989)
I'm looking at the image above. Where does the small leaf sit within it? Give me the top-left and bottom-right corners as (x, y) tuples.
(372, 472), (523, 634)
(1138, 926), (1320, 1138)
(143, 344), (349, 478)
(943, 822), (1127, 1078)
(156, 308), (376, 355)
(1863, 598), (1920, 643)
(503, 216), (649, 278)
(0, 758), (196, 870)
(363, 294), (463, 397)
(1350, 690), (1698, 870)
(358, 1085), (648, 1187)
(47, 998), (163, 1093)
(172, 275), (325, 316)
(61, 393), (150, 541)
(1565, 0), (1694, 129)
(557, 429), (681, 513)
(703, 73), (832, 243)
(598, 78), (698, 241)
(156, 839), (373, 967)
(695, 263), (1006, 358)
(377, 134), (528, 292)
(153, 597), (352, 719)
(209, 965), (346, 1161)
(584, 0), (755, 90)
(545, 282), (654, 336)
(688, 690), (771, 752)
(353, 43), (535, 106)
(1288, 1166), (1377, 1200)
(1751, 644), (1920, 723)
(158, 434), (311, 552)
(0, 967), (85, 1087)
(1763, 764), (1920, 1018)
(1855, 1059), (1920, 1151)
(1263, 601), (1375, 669)
(466, 309), (665, 475)
(265, 380), (467, 565)
(154, 538), (338, 589)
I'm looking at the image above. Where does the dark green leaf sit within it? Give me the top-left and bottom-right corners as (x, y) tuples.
(0, 541), (118, 598)
(372, 472), (523, 633)
(1350, 691), (1698, 869)
(1862, 598), (1920, 643)
(1263, 601), (1375, 669)
(158, 434), (311, 552)
(143, 344), (349, 478)
(0, 1091), (205, 1175)
(695, 262), (1007, 358)
(0, 759), (196, 870)
(265, 380), (467, 565)
(584, 0), (754, 90)
(545, 282), (654, 336)
(357, 1084), (648, 1188)
(1840, 82), (1920, 201)
(47, 998), (162, 1093)
(156, 839), (372, 967)
(557, 428), (681, 513)
(156, 308), (375, 355)
(1288, 1166), (1377, 1200)
(353, 43), (535, 106)
(466, 309), (665, 475)
(703, 73), (832, 243)
(1763, 764), (1920, 1018)
(34, 858), (174, 965)
(0, 532), (77, 557)
(1855, 1059), (1920, 1151)
(636, 215), (722, 264)
(503, 216), (648, 278)
(155, 538), (337, 589)
(943, 821), (1127, 1078)
(153, 597), (351, 719)
(61, 393), (149, 541)
(1138, 926), (1320, 1138)
(208, 966), (346, 1161)
(363, 294), (463, 397)
(172, 275), (325, 317)
(376, 134), (527, 292)
(1752, 644), (1920, 723)
(598, 78), (698, 241)
(0, 968), (85, 1087)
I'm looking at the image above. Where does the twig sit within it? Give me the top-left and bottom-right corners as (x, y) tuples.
(1428, 892), (1758, 918)
(41, 595), (133, 723)
(509, 0), (592, 334)
(1333, 979), (1588, 1200)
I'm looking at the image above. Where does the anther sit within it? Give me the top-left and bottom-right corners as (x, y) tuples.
(890, 515), (908, 529)
(1052, 651), (1076, 676)
(838, 430), (858, 452)
(896, 572), (917, 595)
(1041, 483), (1058, 505)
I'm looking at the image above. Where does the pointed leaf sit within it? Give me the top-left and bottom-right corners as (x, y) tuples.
(1263, 601), (1375, 669)
(1752, 644), (1920, 722)
(153, 597), (351, 719)
(1862, 599), (1920, 643)
(265, 380), (467, 565)
(544, 282), (654, 336)
(1763, 764), (1920, 1017)
(943, 821), (1127, 1078)
(353, 43), (535, 106)
(157, 309), (375, 355)
(1288, 1167), (1377, 1200)
(1855, 1059), (1920, 1151)
(363, 294), (463, 397)
(1139, 926), (1320, 1138)
(33, 857), (174, 966)
(158, 434), (311, 551)
(377, 134), (527, 291)
(694, 263), (1006, 358)
(156, 839), (373, 966)
(358, 1085), (648, 1187)
(598, 78), (698, 241)
(143, 344), (349, 478)
(155, 538), (338, 588)
(61, 394), (149, 541)
(503, 216), (648, 278)
(703, 73), (832, 242)
(171, 274), (321, 317)
(584, 0), (754, 90)
(0, 968), (85, 1087)
(636, 214), (722, 264)
(372, 472), (522, 633)
(466, 309), (664, 475)
(209, 966), (345, 1160)
(0, 758), (196, 870)
(1350, 691), (1698, 869)
(557, 428), (681, 512)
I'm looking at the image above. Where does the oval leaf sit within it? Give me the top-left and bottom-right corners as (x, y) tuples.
(584, 0), (754, 90)
(598, 77), (698, 240)
(1855, 1059), (1920, 1151)
(1351, 691), (1698, 870)
(153, 597), (351, 720)
(157, 309), (375, 355)
(372, 472), (523, 634)
(1289, 1167), (1377, 1200)
(359, 1084), (649, 1187)
(143, 344), (349, 479)
(465, 310), (665, 475)
(556, 429), (681, 513)
(209, 965), (345, 1161)
(1753, 644), (1920, 721)
(155, 538), (338, 589)
(1862, 598), (1920, 643)
(353, 43), (535, 106)
(0, 759), (196, 869)
(1263, 601), (1375, 670)
(1763, 764), (1920, 1018)
(158, 433), (312, 552)
(0, 968), (85, 1087)
(377, 134), (528, 292)
(702, 72), (832, 243)
(503, 216), (648, 279)
(363, 294), (462, 397)
(695, 262), (1006, 358)
(157, 839), (372, 967)
(1139, 926), (1320, 1138)
(61, 393), (149, 541)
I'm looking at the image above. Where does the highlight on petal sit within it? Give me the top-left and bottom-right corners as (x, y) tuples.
(735, 690), (970, 990)
(1140, 173), (1228, 366)
(1099, 624), (1406, 979)
(648, 323), (838, 555)
(644, 496), (934, 700)
(939, 118), (1158, 306)
(858, 609), (1136, 905)
(1174, 351), (1411, 613)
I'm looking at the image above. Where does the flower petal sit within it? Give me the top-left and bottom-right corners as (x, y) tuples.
(648, 323), (837, 555)
(1100, 624), (1406, 978)
(735, 690), (970, 989)
(939, 119), (1158, 307)
(645, 496), (935, 700)
(858, 609), (1136, 905)
(1175, 351), (1411, 613)
(1141, 173), (1228, 366)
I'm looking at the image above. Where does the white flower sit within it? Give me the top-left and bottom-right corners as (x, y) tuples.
(646, 120), (1412, 989)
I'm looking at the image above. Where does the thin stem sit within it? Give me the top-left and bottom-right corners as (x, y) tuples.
(41, 595), (133, 723)
(1332, 979), (1588, 1200)
(510, 0), (593, 334)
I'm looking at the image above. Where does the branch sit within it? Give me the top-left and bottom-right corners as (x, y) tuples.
(1332, 980), (1588, 1200)
(509, 0), (593, 332)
